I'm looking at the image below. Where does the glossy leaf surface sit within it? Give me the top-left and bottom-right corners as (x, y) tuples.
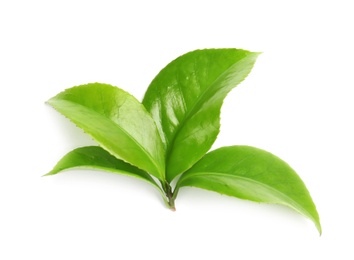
(46, 146), (159, 188)
(177, 146), (321, 233)
(143, 49), (260, 181)
(47, 83), (165, 180)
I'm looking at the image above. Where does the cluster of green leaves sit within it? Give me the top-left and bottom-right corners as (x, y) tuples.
(46, 49), (321, 233)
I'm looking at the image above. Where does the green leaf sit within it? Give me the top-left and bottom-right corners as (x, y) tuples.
(176, 146), (321, 233)
(45, 146), (157, 185)
(45, 146), (167, 202)
(47, 83), (165, 180)
(143, 49), (260, 181)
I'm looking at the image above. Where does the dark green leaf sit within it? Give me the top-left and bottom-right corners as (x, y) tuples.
(47, 83), (165, 180)
(176, 146), (321, 233)
(143, 49), (259, 181)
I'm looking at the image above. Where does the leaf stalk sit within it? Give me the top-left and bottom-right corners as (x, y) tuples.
(162, 181), (176, 211)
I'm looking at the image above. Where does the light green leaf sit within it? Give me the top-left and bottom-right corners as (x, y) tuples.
(45, 146), (157, 185)
(143, 49), (260, 181)
(47, 83), (165, 180)
(176, 146), (321, 233)
(46, 146), (167, 202)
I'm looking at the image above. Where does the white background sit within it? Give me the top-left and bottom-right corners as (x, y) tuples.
(1, 0), (353, 259)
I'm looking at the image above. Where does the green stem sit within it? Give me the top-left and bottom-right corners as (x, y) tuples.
(162, 181), (176, 211)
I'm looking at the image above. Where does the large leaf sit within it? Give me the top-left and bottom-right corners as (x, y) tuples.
(143, 49), (260, 181)
(47, 83), (165, 180)
(176, 146), (321, 233)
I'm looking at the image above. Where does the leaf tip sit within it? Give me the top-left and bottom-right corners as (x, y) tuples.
(249, 51), (262, 59)
(45, 97), (55, 106)
(42, 171), (56, 177)
(315, 221), (322, 236)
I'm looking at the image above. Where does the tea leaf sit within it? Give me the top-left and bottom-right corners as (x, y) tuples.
(46, 146), (157, 184)
(143, 49), (259, 181)
(176, 146), (321, 233)
(46, 146), (167, 203)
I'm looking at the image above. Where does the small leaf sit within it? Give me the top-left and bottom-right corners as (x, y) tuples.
(46, 146), (167, 202)
(143, 49), (260, 181)
(47, 83), (165, 181)
(176, 146), (321, 233)
(46, 146), (157, 184)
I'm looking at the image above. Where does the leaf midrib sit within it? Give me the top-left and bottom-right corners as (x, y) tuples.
(50, 165), (157, 185)
(165, 53), (254, 166)
(49, 98), (164, 179)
